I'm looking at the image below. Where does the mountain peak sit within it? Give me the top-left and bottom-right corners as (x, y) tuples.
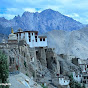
(0, 17), (7, 21)
(0, 9), (84, 35)
(41, 9), (60, 14)
(22, 11), (32, 17)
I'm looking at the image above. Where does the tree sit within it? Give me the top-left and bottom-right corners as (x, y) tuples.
(0, 51), (9, 88)
(69, 74), (85, 88)
(82, 84), (86, 88)
(69, 75), (75, 88)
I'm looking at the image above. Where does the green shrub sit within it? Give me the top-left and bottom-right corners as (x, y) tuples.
(69, 75), (85, 88)
(0, 51), (9, 88)
(41, 84), (48, 88)
(26, 73), (29, 76)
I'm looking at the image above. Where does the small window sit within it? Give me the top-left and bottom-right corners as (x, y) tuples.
(17, 34), (18, 37)
(29, 39), (31, 42)
(36, 39), (37, 42)
(40, 38), (42, 41)
(83, 81), (86, 83)
(28, 33), (30, 35)
(85, 68), (86, 70)
(87, 65), (88, 68)
(9, 57), (12, 66)
(84, 77), (86, 79)
(32, 33), (33, 35)
(19, 33), (21, 36)
(79, 75), (81, 77)
(43, 38), (45, 41)
(29, 36), (31, 38)
(35, 36), (37, 38)
(56, 74), (59, 76)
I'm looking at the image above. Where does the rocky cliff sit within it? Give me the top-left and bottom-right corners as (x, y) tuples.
(0, 39), (80, 88)
(45, 27), (88, 59)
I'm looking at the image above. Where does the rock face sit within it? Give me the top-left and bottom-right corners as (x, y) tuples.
(0, 33), (8, 42)
(9, 73), (42, 88)
(0, 36), (81, 88)
(45, 27), (88, 59)
(0, 9), (84, 35)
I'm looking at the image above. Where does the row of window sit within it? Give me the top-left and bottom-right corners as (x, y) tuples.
(29, 36), (37, 38)
(40, 38), (45, 41)
(28, 32), (38, 36)
(29, 38), (45, 42)
(76, 75), (81, 77)
(84, 76), (88, 79)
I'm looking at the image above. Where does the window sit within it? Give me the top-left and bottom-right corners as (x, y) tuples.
(83, 81), (86, 83)
(85, 68), (86, 70)
(29, 36), (31, 38)
(84, 77), (86, 79)
(17, 34), (18, 37)
(9, 57), (12, 66)
(29, 39), (31, 42)
(28, 33), (30, 35)
(56, 74), (59, 76)
(19, 33), (21, 36)
(43, 38), (45, 41)
(36, 39), (37, 42)
(87, 65), (88, 68)
(79, 75), (81, 77)
(87, 77), (88, 79)
(40, 38), (42, 41)
(32, 33), (33, 35)
(35, 36), (37, 38)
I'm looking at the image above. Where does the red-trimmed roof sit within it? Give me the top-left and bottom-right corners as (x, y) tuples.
(38, 36), (47, 38)
(14, 31), (38, 34)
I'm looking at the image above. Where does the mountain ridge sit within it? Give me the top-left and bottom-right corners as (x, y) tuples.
(0, 9), (84, 35)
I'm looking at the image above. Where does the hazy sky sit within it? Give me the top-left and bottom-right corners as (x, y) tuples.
(0, 0), (88, 24)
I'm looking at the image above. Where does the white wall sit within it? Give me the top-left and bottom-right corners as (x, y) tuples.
(38, 38), (47, 47)
(59, 78), (70, 85)
(79, 65), (86, 72)
(72, 72), (82, 82)
(17, 32), (47, 47)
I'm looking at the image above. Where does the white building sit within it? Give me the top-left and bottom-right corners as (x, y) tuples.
(59, 76), (70, 86)
(72, 72), (82, 83)
(15, 29), (47, 47)
(8, 28), (18, 43)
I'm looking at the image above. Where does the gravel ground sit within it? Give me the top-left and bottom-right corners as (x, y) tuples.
(9, 72), (42, 88)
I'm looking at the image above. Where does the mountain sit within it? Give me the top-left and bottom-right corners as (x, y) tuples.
(0, 9), (84, 35)
(46, 27), (88, 59)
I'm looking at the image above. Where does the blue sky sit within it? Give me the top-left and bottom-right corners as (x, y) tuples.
(0, 0), (88, 24)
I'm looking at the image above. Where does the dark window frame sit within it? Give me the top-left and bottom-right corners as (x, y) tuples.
(32, 33), (33, 35)
(29, 39), (31, 42)
(40, 38), (42, 41)
(36, 39), (37, 42)
(35, 36), (37, 38)
(43, 38), (45, 41)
